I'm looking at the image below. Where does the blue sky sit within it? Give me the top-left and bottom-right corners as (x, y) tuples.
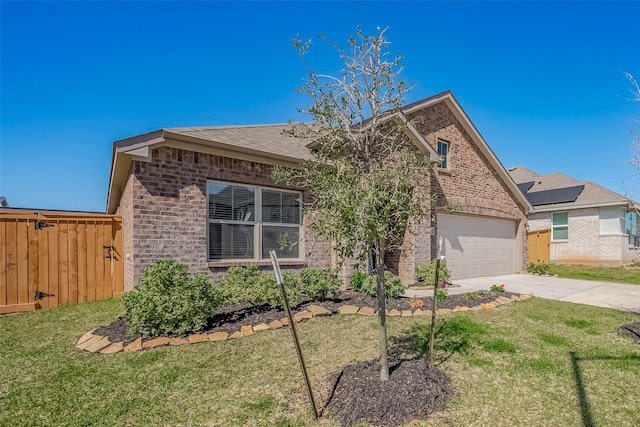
(1, 1), (639, 212)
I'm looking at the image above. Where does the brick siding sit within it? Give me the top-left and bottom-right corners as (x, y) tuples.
(529, 208), (638, 265)
(116, 102), (529, 289)
(387, 103), (528, 284)
(119, 147), (331, 290)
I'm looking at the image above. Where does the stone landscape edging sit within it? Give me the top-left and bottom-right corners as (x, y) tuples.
(76, 293), (534, 355)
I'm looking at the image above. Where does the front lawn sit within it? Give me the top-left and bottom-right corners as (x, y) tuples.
(1, 298), (639, 426)
(549, 263), (640, 285)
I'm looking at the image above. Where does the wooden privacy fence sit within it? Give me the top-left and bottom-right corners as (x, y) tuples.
(528, 229), (551, 264)
(0, 209), (123, 314)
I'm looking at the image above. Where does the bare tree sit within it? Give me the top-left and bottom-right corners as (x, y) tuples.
(274, 27), (432, 381)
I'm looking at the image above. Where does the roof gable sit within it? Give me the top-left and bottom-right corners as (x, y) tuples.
(107, 91), (531, 214)
(508, 167), (629, 211)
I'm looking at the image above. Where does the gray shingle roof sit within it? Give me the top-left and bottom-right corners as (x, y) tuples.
(164, 123), (313, 161)
(507, 166), (628, 209)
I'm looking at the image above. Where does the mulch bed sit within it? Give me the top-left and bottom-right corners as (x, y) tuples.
(321, 358), (452, 426)
(94, 289), (516, 346)
(620, 322), (640, 344)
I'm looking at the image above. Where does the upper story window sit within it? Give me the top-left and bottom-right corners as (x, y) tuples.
(551, 212), (568, 241)
(437, 141), (448, 169)
(207, 180), (302, 261)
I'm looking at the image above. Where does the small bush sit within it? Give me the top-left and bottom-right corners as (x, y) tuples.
(219, 265), (262, 306)
(122, 260), (222, 336)
(415, 260), (451, 285)
(463, 292), (483, 300)
(351, 270), (407, 298)
(257, 271), (301, 309)
(300, 267), (341, 301)
(350, 270), (369, 291)
(527, 262), (550, 275)
(219, 265), (301, 308)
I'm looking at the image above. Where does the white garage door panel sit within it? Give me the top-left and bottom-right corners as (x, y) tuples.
(438, 214), (517, 280)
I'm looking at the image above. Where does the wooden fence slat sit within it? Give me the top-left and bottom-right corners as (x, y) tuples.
(17, 220), (30, 305)
(68, 222), (78, 305)
(77, 222), (87, 303)
(5, 221), (18, 306)
(102, 221), (113, 298)
(95, 223), (105, 301)
(112, 218), (124, 297)
(37, 222), (49, 308)
(27, 220), (39, 304)
(47, 222), (59, 308)
(0, 221), (7, 306)
(58, 222), (69, 306)
(86, 222), (96, 303)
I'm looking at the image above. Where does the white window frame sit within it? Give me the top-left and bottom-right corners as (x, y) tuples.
(207, 180), (303, 262)
(437, 140), (449, 169)
(551, 211), (568, 241)
(625, 210), (639, 247)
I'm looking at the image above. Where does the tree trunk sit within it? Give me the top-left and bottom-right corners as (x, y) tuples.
(428, 257), (441, 366)
(375, 242), (390, 381)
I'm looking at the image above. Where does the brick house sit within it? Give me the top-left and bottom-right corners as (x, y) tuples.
(509, 166), (639, 265)
(107, 91), (531, 291)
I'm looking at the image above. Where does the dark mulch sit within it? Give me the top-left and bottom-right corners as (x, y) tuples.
(620, 322), (640, 344)
(94, 289), (515, 346)
(321, 358), (452, 427)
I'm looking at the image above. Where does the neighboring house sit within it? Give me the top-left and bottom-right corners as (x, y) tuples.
(508, 166), (638, 265)
(107, 91), (531, 291)
(0, 197), (8, 207)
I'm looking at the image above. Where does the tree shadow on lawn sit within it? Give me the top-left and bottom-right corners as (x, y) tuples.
(388, 316), (488, 365)
(570, 350), (640, 427)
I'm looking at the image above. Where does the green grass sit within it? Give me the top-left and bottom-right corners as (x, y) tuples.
(549, 263), (640, 285)
(1, 298), (639, 426)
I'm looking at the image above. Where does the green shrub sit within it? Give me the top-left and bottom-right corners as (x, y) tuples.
(257, 271), (301, 309)
(122, 260), (222, 336)
(415, 260), (451, 284)
(350, 270), (369, 291)
(300, 267), (341, 301)
(219, 265), (301, 308)
(527, 262), (550, 275)
(351, 270), (407, 298)
(219, 265), (263, 306)
(462, 292), (483, 300)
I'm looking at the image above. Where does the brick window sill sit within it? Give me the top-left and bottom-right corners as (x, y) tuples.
(207, 260), (306, 268)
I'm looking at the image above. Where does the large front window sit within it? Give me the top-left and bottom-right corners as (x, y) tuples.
(207, 181), (302, 260)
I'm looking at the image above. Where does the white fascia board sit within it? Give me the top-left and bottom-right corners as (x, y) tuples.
(532, 201), (629, 213)
(392, 112), (440, 162)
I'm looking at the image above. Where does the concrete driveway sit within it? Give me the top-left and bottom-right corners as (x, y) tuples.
(446, 274), (640, 313)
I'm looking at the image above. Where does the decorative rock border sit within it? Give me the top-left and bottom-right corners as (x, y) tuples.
(77, 295), (534, 354)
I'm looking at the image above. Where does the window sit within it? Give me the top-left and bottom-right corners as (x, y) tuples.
(552, 212), (568, 240)
(437, 141), (448, 169)
(207, 181), (302, 261)
(626, 211), (639, 246)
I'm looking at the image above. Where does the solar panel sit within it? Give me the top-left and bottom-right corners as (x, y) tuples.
(525, 185), (585, 206)
(517, 181), (534, 194)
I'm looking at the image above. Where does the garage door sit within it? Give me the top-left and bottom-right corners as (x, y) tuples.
(437, 214), (517, 280)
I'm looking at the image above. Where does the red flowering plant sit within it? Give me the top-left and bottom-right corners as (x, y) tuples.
(490, 283), (506, 293)
(409, 295), (425, 308)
